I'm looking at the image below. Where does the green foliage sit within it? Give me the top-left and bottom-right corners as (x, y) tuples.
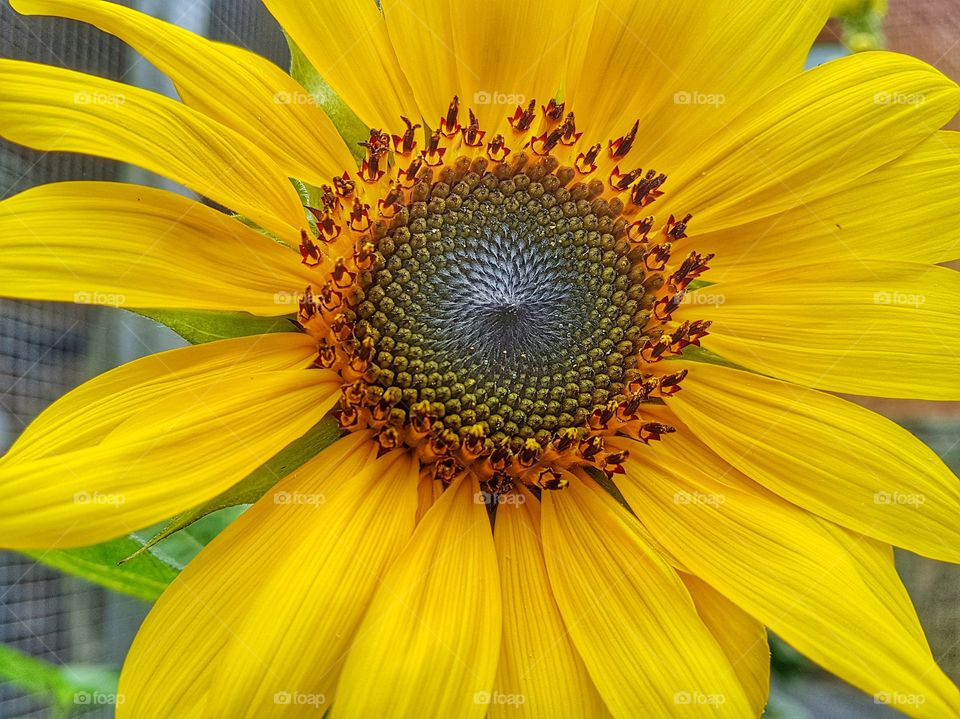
(0, 644), (120, 718)
(133, 308), (296, 344)
(286, 35), (368, 160)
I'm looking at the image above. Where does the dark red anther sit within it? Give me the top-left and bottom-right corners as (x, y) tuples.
(486, 134), (511, 162)
(609, 120), (639, 159)
(299, 229), (322, 267)
(333, 172), (356, 198)
(433, 457), (461, 485)
(489, 443), (513, 471)
(319, 185), (340, 213)
(630, 169), (667, 207)
(644, 242), (672, 271)
(559, 113), (582, 146)
(517, 438), (543, 468)
(331, 258), (355, 289)
(669, 250), (715, 290)
(574, 143), (601, 175)
(422, 129), (446, 167)
(658, 369), (689, 396)
(532, 113), (581, 156)
(315, 338), (337, 369)
(353, 241), (377, 271)
(298, 285), (317, 320)
(440, 96), (461, 137)
(319, 282), (343, 312)
(667, 213), (693, 240)
(610, 166), (646, 191)
(461, 109), (485, 147)
(654, 291), (685, 321)
(392, 116), (421, 155)
(543, 98), (565, 122)
(378, 185), (404, 218)
(398, 156), (424, 188)
(579, 435), (605, 461)
(358, 129), (390, 183)
(627, 216), (655, 242)
(349, 199), (371, 232)
(536, 468), (567, 490)
(509, 99), (537, 132)
(638, 422), (675, 443)
(641, 335), (672, 362)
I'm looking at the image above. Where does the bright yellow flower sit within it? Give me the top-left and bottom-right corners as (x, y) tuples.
(1, 0), (959, 717)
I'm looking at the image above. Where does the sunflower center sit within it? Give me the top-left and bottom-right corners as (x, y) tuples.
(354, 159), (650, 448)
(297, 98), (714, 491)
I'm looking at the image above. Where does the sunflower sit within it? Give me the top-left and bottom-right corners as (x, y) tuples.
(1, 0), (960, 716)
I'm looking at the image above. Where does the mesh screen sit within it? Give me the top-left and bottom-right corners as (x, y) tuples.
(0, 3), (289, 716)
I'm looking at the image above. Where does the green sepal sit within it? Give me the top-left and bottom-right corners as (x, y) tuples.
(125, 417), (343, 562)
(286, 34), (368, 161)
(132, 309), (297, 345)
(22, 536), (179, 603)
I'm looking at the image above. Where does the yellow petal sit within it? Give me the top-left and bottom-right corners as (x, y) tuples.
(0, 60), (303, 241)
(681, 575), (770, 718)
(0, 335), (337, 548)
(613, 431), (960, 718)
(261, 0), (417, 132)
(570, 0), (832, 153)
(0, 182), (312, 315)
(683, 260), (960, 399)
(682, 131), (960, 281)
(541, 473), (753, 717)
(116, 431), (377, 719)
(380, 0), (459, 124)
(492, 488), (608, 719)
(446, 1), (588, 136)
(204, 449), (419, 717)
(335, 475), (500, 719)
(666, 361), (960, 563)
(663, 52), (960, 234)
(10, 0), (354, 186)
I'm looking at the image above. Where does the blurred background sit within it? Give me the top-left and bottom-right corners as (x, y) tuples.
(0, 0), (958, 716)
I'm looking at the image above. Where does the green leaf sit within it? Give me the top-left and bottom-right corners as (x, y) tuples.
(127, 417), (343, 561)
(0, 643), (120, 718)
(23, 536), (179, 603)
(286, 34), (368, 160)
(132, 308), (297, 345)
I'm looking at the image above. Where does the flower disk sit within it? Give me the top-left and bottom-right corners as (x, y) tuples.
(298, 101), (713, 493)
